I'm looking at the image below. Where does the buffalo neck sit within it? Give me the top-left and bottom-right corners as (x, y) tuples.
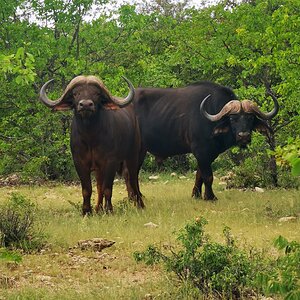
(72, 109), (111, 143)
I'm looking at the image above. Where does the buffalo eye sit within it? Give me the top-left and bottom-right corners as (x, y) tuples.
(230, 115), (239, 123)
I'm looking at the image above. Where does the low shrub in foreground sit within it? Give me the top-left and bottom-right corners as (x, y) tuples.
(258, 236), (300, 300)
(134, 217), (300, 299)
(134, 217), (264, 299)
(0, 193), (46, 252)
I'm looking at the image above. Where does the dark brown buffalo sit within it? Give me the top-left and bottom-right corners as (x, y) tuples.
(39, 76), (144, 215)
(132, 81), (279, 200)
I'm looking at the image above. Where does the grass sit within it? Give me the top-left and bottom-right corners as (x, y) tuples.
(0, 174), (299, 299)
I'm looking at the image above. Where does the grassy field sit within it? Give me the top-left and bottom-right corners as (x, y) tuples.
(0, 174), (299, 299)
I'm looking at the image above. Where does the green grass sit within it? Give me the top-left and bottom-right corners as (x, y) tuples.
(0, 175), (299, 299)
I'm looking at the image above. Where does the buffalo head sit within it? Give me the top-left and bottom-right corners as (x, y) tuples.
(200, 94), (279, 147)
(39, 75), (135, 116)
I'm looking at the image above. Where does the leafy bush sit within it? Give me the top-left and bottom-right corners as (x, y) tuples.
(0, 248), (22, 263)
(0, 193), (46, 252)
(134, 217), (263, 299)
(274, 137), (300, 177)
(258, 236), (300, 300)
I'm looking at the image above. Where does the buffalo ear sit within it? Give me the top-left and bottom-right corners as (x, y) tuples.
(52, 92), (73, 111)
(53, 103), (73, 111)
(103, 102), (119, 110)
(212, 119), (230, 136)
(213, 125), (230, 135)
(254, 119), (273, 139)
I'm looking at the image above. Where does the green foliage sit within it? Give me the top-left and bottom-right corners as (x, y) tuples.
(258, 236), (300, 300)
(0, 248), (22, 263)
(134, 216), (300, 299)
(134, 217), (262, 299)
(0, 193), (46, 252)
(274, 137), (300, 177)
(0, 45), (36, 85)
(0, 0), (299, 183)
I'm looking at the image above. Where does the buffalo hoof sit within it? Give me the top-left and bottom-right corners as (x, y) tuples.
(82, 206), (93, 216)
(192, 188), (202, 199)
(137, 199), (145, 209)
(204, 195), (218, 201)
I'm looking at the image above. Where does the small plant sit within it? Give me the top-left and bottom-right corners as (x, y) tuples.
(0, 248), (22, 263)
(258, 236), (300, 300)
(0, 193), (46, 252)
(134, 217), (262, 299)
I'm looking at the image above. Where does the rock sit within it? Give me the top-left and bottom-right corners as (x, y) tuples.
(36, 275), (52, 282)
(170, 172), (177, 177)
(77, 238), (115, 251)
(255, 187), (264, 193)
(179, 176), (187, 179)
(279, 216), (297, 223)
(144, 222), (159, 228)
(149, 175), (159, 180)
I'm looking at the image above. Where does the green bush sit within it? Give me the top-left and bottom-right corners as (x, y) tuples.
(0, 248), (22, 263)
(0, 193), (46, 252)
(134, 217), (263, 299)
(258, 236), (300, 300)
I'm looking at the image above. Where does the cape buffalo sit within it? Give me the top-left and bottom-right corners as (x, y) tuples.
(133, 81), (279, 200)
(39, 76), (144, 215)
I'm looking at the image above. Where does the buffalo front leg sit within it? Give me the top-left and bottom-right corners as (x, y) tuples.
(101, 167), (116, 213)
(79, 173), (93, 215)
(192, 167), (203, 199)
(195, 160), (217, 200)
(95, 170), (104, 214)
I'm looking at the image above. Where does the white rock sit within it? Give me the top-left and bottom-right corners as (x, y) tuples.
(144, 222), (159, 228)
(170, 172), (177, 177)
(149, 175), (159, 180)
(279, 216), (297, 223)
(255, 187), (264, 193)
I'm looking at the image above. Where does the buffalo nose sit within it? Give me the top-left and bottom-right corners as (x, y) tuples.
(79, 100), (94, 109)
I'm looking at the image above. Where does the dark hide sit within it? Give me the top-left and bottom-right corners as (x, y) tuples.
(132, 81), (277, 200)
(40, 76), (144, 215)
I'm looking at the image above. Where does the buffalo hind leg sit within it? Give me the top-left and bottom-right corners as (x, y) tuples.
(125, 159), (145, 209)
(192, 168), (204, 198)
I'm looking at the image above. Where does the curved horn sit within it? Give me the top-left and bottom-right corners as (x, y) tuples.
(200, 94), (242, 122)
(110, 76), (135, 108)
(241, 92), (279, 120)
(39, 79), (62, 108)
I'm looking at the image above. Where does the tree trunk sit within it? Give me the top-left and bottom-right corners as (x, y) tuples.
(267, 130), (278, 187)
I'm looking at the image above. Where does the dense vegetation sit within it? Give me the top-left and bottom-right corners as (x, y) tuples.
(0, 0), (299, 186)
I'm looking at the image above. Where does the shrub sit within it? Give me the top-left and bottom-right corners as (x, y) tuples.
(258, 236), (300, 300)
(0, 193), (46, 252)
(0, 248), (22, 263)
(134, 217), (263, 299)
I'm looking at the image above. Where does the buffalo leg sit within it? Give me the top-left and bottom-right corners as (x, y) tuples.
(73, 161), (93, 215)
(79, 173), (93, 215)
(195, 160), (217, 200)
(192, 168), (203, 198)
(95, 170), (104, 213)
(122, 163), (135, 199)
(125, 159), (145, 209)
(101, 167), (116, 213)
